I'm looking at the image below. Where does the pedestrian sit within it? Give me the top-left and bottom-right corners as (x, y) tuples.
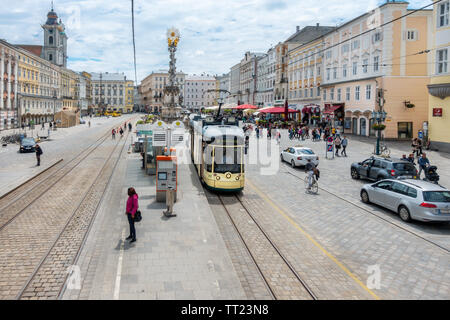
(128, 122), (132, 132)
(21, 123), (25, 131)
(335, 136), (341, 156)
(417, 153), (430, 180)
(35, 144), (43, 166)
(88, 121), (91, 128)
(256, 126), (260, 139)
(120, 127), (124, 137)
(412, 138), (419, 157)
(112, 129), (116, 139)
(49, 122), (53, 130)
(407, 153), (415, 165)
(125, 187), (139, 243)
(417, 138), (423, 156)
(331, 127), (336, 137)
(401, 154), (408, 162)
(42, 122), (45, 129)
(341, 136), (348, 157)
(275, 129), (281, 144)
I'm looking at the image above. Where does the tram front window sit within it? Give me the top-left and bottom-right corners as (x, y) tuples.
(213, 147), (242, 174)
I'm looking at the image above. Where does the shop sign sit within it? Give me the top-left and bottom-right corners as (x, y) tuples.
(433, 108), (442, 117)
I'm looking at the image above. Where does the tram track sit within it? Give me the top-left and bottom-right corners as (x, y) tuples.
(281, 163), (450, 254)
(215, 192), (317, 300)
(0, 128), (114, 232)
(15, 131), (130, 300)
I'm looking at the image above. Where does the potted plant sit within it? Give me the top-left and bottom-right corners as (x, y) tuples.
(372, 123), (386, 131)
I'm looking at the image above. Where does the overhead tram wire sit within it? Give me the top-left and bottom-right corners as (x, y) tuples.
(131, 0), (138, 86)
(285, 0), (444, 68)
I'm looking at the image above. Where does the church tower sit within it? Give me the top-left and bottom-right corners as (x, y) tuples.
(41, 4), (67, 67)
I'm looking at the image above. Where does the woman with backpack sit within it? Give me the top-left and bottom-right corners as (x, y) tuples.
(126, 187), (139, 243)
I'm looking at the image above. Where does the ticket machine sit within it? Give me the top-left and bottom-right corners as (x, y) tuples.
(156, 155), (177, 203)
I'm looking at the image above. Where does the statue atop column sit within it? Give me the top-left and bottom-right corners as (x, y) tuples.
(162, 28), (182, 122)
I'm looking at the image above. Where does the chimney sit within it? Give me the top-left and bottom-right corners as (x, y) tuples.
(296, 26), (300, 32)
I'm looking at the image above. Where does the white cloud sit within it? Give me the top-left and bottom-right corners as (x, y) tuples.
(0, 0), (431, 84)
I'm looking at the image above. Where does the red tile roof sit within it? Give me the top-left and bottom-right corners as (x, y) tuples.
(16, 45), (43, 58)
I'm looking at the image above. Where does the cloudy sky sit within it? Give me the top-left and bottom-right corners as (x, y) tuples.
(0, 0), (430, 84)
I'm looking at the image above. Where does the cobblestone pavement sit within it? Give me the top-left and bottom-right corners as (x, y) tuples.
(0, 115), (135, 197)
(0, 122), (134, 300)
(211, 193), (314, 300)
(242, 129), (450, 299)
(19, 133), (129, 300)
(62, 152), (245, 300)
(204, 191), (273, 300)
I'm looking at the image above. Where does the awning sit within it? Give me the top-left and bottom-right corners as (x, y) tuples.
(323, 105), (342, 114)
(232, 104), (258, 110)
(259, 107), (297, 114)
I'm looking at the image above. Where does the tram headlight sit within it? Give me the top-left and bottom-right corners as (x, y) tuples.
(235, 175), (240, 181)
(216, 176), (220, 180)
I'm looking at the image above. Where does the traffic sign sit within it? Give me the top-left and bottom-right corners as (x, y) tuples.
(418, 131), (423, 139)
(327, 144), (333, 152)
(327, 137), (333, 143)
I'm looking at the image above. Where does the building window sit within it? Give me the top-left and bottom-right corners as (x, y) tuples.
(351, 40), (360, 50)
(317, 87), (320, 96)
(49, 36), (53, 45)
(346, 87), (350, 101)
(355, 86), (360, 100)
(353, 62), (358, 75)
(374, 56), (379, 72)
(326, 68), (330, 81)
(366, 85), (371, 100)
(373, 31), (382, 43)
(310, 88), (313, 97)
(323, 89), (326, 101)
(304, 89), (308, 98)
(341, 44), (349, 54)
(437, 49), (448, 74)
(325, 50), (332, 59)
(337, 88), (341, 101)
(438, 1), (449, 27)
(406, 30), (418, 41)
(333, 67), (337, 79)
(330, 88), (334, 100)
(363, 59), (368, 73)
(343, 64), (347, 78)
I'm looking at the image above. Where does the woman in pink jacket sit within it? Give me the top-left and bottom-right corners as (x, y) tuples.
(126, 187), (139, 242)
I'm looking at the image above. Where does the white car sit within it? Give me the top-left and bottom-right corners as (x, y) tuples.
(281, 146), (319, 168)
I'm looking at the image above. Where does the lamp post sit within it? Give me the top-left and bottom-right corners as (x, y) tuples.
(372, 110), (387, 155)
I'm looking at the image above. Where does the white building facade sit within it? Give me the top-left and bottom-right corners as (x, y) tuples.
(184, 75), (217, 111)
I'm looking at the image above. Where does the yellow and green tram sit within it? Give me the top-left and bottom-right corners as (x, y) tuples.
(190, 116), (245, 192)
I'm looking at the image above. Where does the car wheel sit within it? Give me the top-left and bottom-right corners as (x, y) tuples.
(291, 160), (295, 168)
(351, 168), (360, 179)
(280, 154), (284, 162)
(398, 206), (411, 222)
(361, 190), (370, 203)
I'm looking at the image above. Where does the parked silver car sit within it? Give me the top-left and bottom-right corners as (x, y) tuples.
(360, 179), (450, 222)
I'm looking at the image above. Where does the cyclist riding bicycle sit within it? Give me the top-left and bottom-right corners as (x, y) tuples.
(305, 159), (315, 190)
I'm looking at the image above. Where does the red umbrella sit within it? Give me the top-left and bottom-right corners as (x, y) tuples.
(259, 107), (297, 114)
(232, 104), (258, 110)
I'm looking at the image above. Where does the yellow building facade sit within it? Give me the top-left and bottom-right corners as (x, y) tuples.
(125, 80), (134, 113)
(427, 0), (450, 152)
(321, 2), (433, 139)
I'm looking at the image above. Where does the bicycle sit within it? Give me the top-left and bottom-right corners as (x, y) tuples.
(304, 175), (319, 194)
(373, 142), (390, 157)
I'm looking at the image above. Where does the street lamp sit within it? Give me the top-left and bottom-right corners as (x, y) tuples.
(372, 110), (387, 155)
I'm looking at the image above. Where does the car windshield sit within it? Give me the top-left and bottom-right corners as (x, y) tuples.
(393, 163), (416, 172)
(22, 138), (35, 144)
(297, 149), (314, 155)
(423, 191), (450, 203)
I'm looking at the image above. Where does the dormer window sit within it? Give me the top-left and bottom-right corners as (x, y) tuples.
(49, 36), (53, 45)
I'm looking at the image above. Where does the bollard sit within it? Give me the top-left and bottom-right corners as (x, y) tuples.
(163, 186), (177, 217)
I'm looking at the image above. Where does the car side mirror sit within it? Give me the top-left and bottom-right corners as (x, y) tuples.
(358, 162), (362, 165)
